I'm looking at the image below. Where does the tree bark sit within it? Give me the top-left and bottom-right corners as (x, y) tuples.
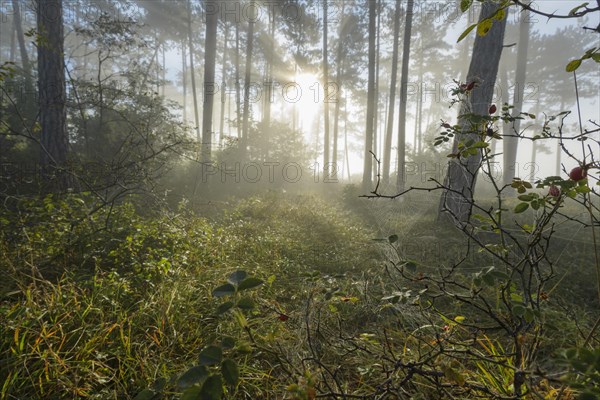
(201, 0), (218, 163)
(503, 9), (530, 186)
(242, 0), (256, 153)
(362, 0), (377, 192)
(396, 0), (414, 192)
(187, 0), (201, 143)
(13, 0), (34, 98)
(438, 1), (507, 225)
(219, 23), (229, 147)
(372, 0), (381, 182)
(383, 0), (401, 187)
(37, 0), (69, 189)
(332, 3), (345, 175)
(322, 0), (330, 179)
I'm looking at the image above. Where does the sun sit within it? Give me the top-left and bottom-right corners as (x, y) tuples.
(289, 72), (321, 133)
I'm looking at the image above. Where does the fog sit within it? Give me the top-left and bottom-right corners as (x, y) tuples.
(1, 1), (599, 399)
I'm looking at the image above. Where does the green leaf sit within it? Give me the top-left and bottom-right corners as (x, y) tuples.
(181, 386), (202, 400)
(460, 0), (472, 12)
(493, 7), (506, 21)
(221, 336), (236, 349)
(523, 181), (532, 189)
(514, 203), (529, 213)
(133, 389), (156, 400)
(212, 283), (235, 298)
(178, 366), (209, 389)
(477, 19), (493, 36)
(454, 315), (466, 323)
(592, 53), (600, 62)
(531, 200), (540, 210)
(512, 305), (526, 317)
(199, 346), (223, 366)
(524, 308), (535, 323)
(404, 261), (417, 273)
(569, 2), (589, 16)
(228, 270), (247, 285)
(388, 234), (398, 244)
(237, 277), (263, 291)
(472, 141), (488, 148)
(221, 359), (239, 386)
(200, 375), (223, 399)
(457, 23), (477, 43)
(216, 301), (234, 315)
(482, 273), (495, 286)
(566, 59), (582, 72)
(236, 297), (254, 310)
(517, 194), (533, 202)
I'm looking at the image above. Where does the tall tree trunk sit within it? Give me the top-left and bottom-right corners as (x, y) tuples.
(396, 0), (414, 192)
(438, 2), (507, 225)
(499, 65), (509, 157)
(187, 0), (201, 142)
(344, 96), (350, 182)
(263, 9), (275, 131)
(362, 0), (377, 191)
(10, 16), (16, 63)
(13, 0), (34, 98)
(322, 0), (331, 178)
(413, 39), (423, 157)
(201, 1), (218, 163)
(182, 40), (187, 122)
(235, 23), (241, 139)
(332, 3), (345, 176)
(219, 23), (229, 147)
(503, 9), (530, 186)
(555, 99), (565, 175)
(37, 0), (69, 189)
(383, 0), (401, 187)
(372, 0), (381, 182)
(242, 0), (256, 153)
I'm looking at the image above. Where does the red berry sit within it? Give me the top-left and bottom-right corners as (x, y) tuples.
(569, 166), (587, 181)
(548, 185), (560, 197)
(278, 314), (289, 321)
(488, 104), (497, 114)
(466, 81), (476, 91)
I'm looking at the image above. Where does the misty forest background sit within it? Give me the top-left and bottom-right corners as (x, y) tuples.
(0, 0), (599, 399)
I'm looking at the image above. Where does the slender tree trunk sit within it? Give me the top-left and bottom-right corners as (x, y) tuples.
(242, 0), (256, 153)
(187, 0), (201, 142)
(37, 0), (69, 189)
(396, 0), (414, 192)
(414, 40), (423, 157)
(372, 0), (381, 182)
(362, 0), (377, 192)
(344, 97), (350, 182)
(10, 16), (16, 62)
(234, 24), (241, 139)
(332, 3), (345, 176)
(383, 0), (401, 187)
(322, 0), (331, 179)
(182, 40), (187, 122)
(13, 0), (34, 97)
(219, 23), (229, 147)
(498, 65), (509, 164)
(438, 2), (507, 225)
(503, 9), (530, 186)
(201, 1), (218, 163)
(263, 9), (275, 130)
(555, 99), (565, 175)
(162, 45), (166, 97)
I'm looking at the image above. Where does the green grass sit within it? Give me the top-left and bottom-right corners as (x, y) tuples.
(0, 191), (596, 399)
